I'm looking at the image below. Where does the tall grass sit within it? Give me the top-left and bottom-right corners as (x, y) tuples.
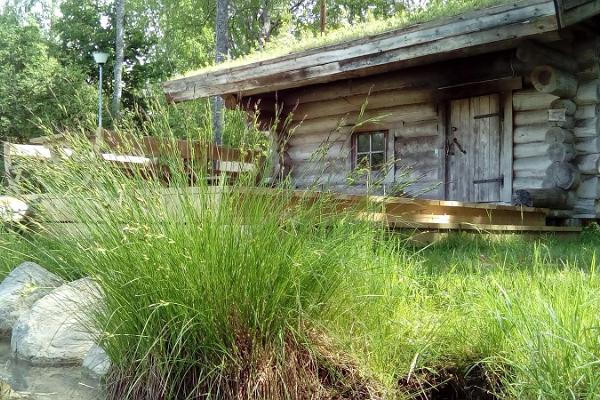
(6, 129), (384, 399)
(2, 112), (600, 398)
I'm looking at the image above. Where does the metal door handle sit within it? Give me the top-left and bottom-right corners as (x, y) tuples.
(453, 138), (466, 154)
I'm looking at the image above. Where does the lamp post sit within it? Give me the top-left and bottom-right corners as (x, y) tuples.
(92, 51), (109, 132)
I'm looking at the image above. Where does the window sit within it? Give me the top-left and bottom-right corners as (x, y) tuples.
(354, 131), (387, 170)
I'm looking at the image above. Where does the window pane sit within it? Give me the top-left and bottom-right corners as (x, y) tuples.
(372, 132), (385, 151)
(356, 154), (370, 169)
(357, 134), (370, 152)
(371, 152), (385, 169)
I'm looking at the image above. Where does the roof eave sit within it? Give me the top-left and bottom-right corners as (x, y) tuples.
(163, 0), (560, 102)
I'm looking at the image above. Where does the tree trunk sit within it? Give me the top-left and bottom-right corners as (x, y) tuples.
(112, 0), (125, 120)
(212, 0), (229, 146)
(258, 0), (271, 49)
(320, 0), (327, 34)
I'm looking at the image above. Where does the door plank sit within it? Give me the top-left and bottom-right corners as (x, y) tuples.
(448, 94), (502, 202)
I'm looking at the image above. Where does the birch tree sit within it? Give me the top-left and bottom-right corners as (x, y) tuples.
(112, 0), (125, 119)
(212, 0), (228, 145)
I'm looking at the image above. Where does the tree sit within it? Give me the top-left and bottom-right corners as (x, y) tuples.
(52, 0), (164, 118)
(0, 10), (96, 142)
(112, 0), (125, 119)
(212, 0), (228, 145)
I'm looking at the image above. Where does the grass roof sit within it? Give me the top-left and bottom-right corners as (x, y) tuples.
(178, 0), (512, 79)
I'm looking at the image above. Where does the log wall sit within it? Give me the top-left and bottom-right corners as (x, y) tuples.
(573, 37), (600, 217)
(284, 94), (443, 197)
(257, 35), (600, 217)
(513, 37), (600, 216)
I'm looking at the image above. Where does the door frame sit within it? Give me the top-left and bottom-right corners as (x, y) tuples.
(443, 91), (513, 204)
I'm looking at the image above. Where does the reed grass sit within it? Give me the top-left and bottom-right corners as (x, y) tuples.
(1, 116), (600, 399)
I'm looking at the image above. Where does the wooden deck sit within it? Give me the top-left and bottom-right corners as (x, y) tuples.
(309, 192), (582, 233)
(12, 188), (581, 236)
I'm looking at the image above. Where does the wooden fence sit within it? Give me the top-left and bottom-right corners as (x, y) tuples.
(3, 134), (265, 191)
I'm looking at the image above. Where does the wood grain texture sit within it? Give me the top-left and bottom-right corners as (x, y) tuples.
(447, 94), (501, 202)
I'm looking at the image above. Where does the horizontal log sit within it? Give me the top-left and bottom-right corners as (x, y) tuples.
(514, 111), (574, 129)
(575, 137), (600, 155)
(512, 188), (575, 209)
(575, 79), (600, 105)
(575, 104), (600, 120)
(577, 63), (600, 81)
(395, 119), (439, 139)
(514, 168), (548, 179)
(513, 177), (546, 190)
(550, 98), (577, 115)
(514, 142), (549, 159)
(574, 199), (600, 215)
(291, 103), (438, 135)
(574, 117), (600, 138)
(576, 176), (600, 199)
(289, 131), (349, 146)
(531, 65), (578, 98)
(545, 127), (574, 144)
(512, 89), (557, 111)
(513, 156), (553, 171)
(395, 135), (441, 154)
(516, 41), (578, 72)
(514, 110), (549, 126)
(287, 141), (350, 161)
(288, 88), (435, 121)
(292, 173), (350, 187)
(514, 125), (548, 144)
(547, 142), (575, 162)
(577, 154), (600, 174)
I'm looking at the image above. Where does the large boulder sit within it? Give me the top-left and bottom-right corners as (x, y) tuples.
(11, 278), (103, 366)
(0, 196), (29, 225)
(0, 262), (65, 335)
(82, 344), (111, 376)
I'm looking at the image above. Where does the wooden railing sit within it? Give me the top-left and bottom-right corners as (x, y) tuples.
(3, 134), (265, 191)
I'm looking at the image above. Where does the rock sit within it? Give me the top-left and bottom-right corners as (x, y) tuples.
(11, 278), (103, 366)
(0, 196), (29, 225)
(82, 344), (111, 376)
(0, 262), (65, 336)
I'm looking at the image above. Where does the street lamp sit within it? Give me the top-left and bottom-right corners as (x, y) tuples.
(92, 51), (109, 132)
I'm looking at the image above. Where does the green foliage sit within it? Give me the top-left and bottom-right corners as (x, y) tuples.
(52, 0), (167, 110)
(0, 11), (96, 141)
(182, 0), (509, 76)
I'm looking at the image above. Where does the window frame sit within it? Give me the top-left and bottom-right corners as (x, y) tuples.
(352, 130), (388, 171)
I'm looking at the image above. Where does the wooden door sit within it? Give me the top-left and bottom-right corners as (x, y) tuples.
(446, 94), (502, 203)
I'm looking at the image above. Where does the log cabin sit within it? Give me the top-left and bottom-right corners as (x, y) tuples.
(164, 0), (600, 219)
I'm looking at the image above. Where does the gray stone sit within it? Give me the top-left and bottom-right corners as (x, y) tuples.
(0, 262), (65, 336)
(0, 196), (29, 225)
(82, 344), (111, 376)
(11, 278), (103, 366)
